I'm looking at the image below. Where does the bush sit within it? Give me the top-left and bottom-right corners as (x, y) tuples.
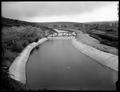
(89, 33), (102, 42)
(0, 69), (25, 90)
(3, 50), (18, 63)
(11, 41), (24, 52)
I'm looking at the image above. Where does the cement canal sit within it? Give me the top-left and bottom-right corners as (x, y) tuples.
(26, 39), (117, 90)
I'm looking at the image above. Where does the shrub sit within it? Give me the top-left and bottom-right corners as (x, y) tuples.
(3, 50), (18, 63)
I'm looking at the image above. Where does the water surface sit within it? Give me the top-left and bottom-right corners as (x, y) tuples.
(26, 39), (117, 90)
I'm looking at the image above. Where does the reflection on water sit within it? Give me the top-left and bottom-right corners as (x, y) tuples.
(26, 39), (117, 90)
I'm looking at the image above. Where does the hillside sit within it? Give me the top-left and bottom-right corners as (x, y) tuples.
(1, 17), (57, 90)
(2, 17), (56, 66)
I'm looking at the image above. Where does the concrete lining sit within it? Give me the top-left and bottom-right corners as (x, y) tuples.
(72, 38), (118, 71)
(9, 38), (48, 84)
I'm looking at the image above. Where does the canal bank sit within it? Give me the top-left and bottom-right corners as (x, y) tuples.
(72, 38), (118, 71)
(9, 38), (48, 84)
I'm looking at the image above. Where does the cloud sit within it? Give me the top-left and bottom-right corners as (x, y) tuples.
(2, 1), (118, 22)
(23, 2), (118, 22)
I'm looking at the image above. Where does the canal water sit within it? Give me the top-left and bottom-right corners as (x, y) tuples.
(26, 39), (118, 90)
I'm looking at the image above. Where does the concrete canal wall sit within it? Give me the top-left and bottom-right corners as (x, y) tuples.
(72, 38), (118, 71)
(9, 38), (48, 84)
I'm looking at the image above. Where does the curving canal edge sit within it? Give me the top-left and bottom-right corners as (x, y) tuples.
(9, 38), (48, 84)
(72, 38), (118, 72)
(8, 36), (118, 85)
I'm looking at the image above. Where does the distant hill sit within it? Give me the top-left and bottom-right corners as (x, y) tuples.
(2, 17), (58, 33)
(38, 21), (118, 25)
(38, 21), (118, 32)
(2, 17), (45, 28)
(2, 16), (118, 31)
(2, 16), (118, 38)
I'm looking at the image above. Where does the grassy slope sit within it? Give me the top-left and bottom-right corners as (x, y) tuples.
(1, 17), (56, 90)
(2, 17), (56, 66)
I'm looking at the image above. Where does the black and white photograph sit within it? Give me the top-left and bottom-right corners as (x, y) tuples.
(1, 1), (119, 91)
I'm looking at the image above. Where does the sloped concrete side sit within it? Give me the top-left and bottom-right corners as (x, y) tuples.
(72, 38), (118, 71)
(48, 36), (75, 40)
(9, 38), (48, 84)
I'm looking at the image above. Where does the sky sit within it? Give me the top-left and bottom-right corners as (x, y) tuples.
(2, 1), (119, 23)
